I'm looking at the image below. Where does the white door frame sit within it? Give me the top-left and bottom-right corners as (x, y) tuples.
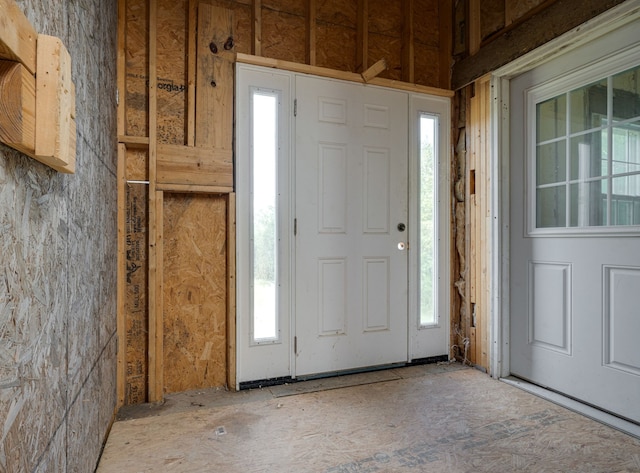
(489, 1), (640, 379)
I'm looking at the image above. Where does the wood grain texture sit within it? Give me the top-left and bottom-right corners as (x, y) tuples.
(156, 144), (233, 188)
(0, 0), (37, 73)
(162, 194), (228, 393)
(0, 60), (35, 155)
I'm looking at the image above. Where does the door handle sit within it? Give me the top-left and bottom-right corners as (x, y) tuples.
(398, 242), (406, 250)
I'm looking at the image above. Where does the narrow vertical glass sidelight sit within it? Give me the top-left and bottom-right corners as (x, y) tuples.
(251, 91), (279, 342)
(419, 114), (437, 326)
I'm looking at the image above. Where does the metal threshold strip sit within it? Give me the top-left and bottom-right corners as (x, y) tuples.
(501, 376), (640, 440)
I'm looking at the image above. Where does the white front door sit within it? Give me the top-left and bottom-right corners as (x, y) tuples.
(294, 76), (409, 376)
(509, 23), (640, 423)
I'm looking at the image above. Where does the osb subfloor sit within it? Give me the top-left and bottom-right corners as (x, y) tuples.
(98, 364), (640, 472)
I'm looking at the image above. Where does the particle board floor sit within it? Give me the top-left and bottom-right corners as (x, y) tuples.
(98, 364), (640, 472)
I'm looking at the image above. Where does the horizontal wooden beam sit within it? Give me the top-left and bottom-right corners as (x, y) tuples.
(156, 144), (233, 189)
(0, 0), (37, 73)
(451, 0), (628, 89)
(0, 60), (35, 155)
(237, 53), (454, 97)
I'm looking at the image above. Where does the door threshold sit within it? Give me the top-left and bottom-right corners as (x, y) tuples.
(501, 376), (640, 440)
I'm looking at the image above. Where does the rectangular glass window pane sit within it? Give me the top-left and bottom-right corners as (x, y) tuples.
(419, 115), (436, 326)
(251, 92), (278, 341)
(612, 121), (640, 176)
(537, 140), (566, 185)
(569, 78), (607, 134)
(537, 185), (566, 228)
(611, 175), (640, 226)
(569, 180), (607, 227)
(570, 132), (604, 181)
(612, 65), (640, 122)
(537, 95), (566, 142)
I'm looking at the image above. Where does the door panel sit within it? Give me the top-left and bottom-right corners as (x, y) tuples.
(509, 25), (640, 423)
(295, 76), (409, 376)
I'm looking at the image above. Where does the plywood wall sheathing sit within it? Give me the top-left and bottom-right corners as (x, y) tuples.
(316, 0), (357, 72)
(163, 194), (228, 393)
(124, 182), (150, 404)
(125, 0), (149, 138)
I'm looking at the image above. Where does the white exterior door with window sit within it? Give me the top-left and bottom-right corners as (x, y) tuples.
(509, 21), (640, 423)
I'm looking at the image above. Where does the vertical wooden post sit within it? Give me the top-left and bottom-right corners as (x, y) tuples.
(438, 0), (453, 89)
(356, 0), (368, 73)
(147, 0), (164, 403)
(468, 0), (481, 55)
(116, 0), (127, 408)
(252, 0), (262, 56)
(401, 0), (414, 83)
(187, 0), (197, 147)
(306, 0), (316, 66)
(227, 192), (237, 390)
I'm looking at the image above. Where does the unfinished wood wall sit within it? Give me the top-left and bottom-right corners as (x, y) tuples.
(119, 0), (451, 405)
(1, 0), (118, 471)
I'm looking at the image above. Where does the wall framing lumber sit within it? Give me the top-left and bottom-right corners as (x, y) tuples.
(0, 60), (35, 155)
(156, 144), (233, 189)
(236, 53), (454, 97)
(187, 0), (198, 147)
(452, 0), (628, 89)
(438, 0), (452, 89)
(0, 0), (37, 73)
(401, 0), (414, 83)
(252, 0), (262, 56)
(306, 0), (317, 65)
(227, 192), (237, 390)
(148, 0), (164, 403)
(361, 58), (387, 82)
(117, 143), (127, 407)
(356, 0), (368, 72)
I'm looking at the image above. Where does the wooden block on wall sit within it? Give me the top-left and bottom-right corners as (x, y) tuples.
(0, 60), (35, 155)
(0, 0), (37, 73)
(35, 34), (76, 173)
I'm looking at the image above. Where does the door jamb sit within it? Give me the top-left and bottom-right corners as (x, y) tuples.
(488, 1), (640, 379)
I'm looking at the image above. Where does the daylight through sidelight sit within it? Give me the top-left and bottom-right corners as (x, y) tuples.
(251, 91), (279, 342)
(419, 114), (437, 326)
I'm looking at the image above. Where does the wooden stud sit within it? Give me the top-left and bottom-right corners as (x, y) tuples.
(227, 192), (237, 390)
(468, 0), (481, 56)
(147, 0), (164, 403)
(401, 0), (414, 83)
(252, 0), (262, 56)
(116, 142), (127, 407)
(117, 0), (126, 139)
(356, 0), (368, 73)
(306, 0), (316, 66)
(361, 58), (388, 83)
(187, 0), (198, 147)
(438, 0), (453, 89)
(196, 4), (234, 151)
(0, 60), (35, 156)
(505, 0), (514, 26)
(0, 0), (37, 73)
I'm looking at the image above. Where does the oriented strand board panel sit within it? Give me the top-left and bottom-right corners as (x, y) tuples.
(481, 0), (505, 40)
(369, 33), (402, 81)
(261, 8), (306, 63)
(317, 0), (357, 26)
(507, 0), (547, 24)
(413, 0), (439, 47)
(316, 22), (357, 72)
(125, 0), (149, 137)
(369, 0), (402, 34)
(414, 42), (439, 88)
(125, 148), (148, 181)
(263, 0), (305, 17)
(157, 0), (188, 145)
(125, 183), (149, 404)
(163, 193), (228, 393)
